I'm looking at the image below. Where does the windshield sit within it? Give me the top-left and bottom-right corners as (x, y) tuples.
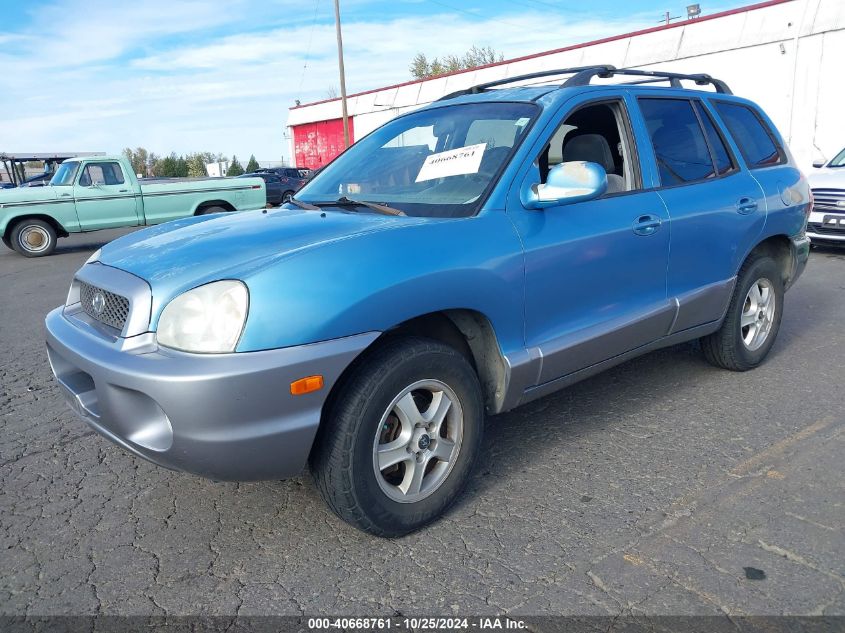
(295, 102), (538, 217)
(51, 161), (80, 186)
(830, 147), (845, 168)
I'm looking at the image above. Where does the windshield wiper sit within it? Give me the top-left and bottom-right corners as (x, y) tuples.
(315, 196), (406, 216)
(287, 197), (321, 210)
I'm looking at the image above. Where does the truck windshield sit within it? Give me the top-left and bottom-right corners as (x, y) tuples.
(51, 162), (80, 186)
(295, 102), (538, 217)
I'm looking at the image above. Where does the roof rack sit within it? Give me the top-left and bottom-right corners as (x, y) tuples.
(437, 64), (731, 101)
(437, 65), (615, 101)
(563, 67), (732, 94)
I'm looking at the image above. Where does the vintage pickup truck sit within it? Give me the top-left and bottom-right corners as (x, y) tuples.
(0, 155), (266, 256)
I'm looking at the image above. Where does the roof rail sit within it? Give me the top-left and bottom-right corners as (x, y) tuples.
(437, 65), (616, 101)
(562, 67), (732, 94)
(436, 64), (731, 101)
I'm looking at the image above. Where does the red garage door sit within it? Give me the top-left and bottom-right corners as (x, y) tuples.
(293, 118), (354, 170)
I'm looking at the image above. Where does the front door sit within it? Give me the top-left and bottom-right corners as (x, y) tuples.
(73, 161), (140, 230)
(508, 93), (672, 385)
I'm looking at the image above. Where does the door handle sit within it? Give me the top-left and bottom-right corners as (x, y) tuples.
(60, 193), (71, 197)
(736, 197), (758, 214)
(632, 214), (662, 236)
(118, 189), (128, 193)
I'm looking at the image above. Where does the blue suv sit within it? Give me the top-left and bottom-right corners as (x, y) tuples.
(46, 66), (810, 536)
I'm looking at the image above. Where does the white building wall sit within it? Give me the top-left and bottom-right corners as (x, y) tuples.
(287, 0), (845, 169)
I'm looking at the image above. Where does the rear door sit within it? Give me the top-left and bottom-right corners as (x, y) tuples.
(711, 100), (807, 240)
(508, 92), (672, 385)
(73, 161), (140, 230)
(633, 96), (766, 331)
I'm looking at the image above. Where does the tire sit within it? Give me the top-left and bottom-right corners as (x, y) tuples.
(310, 336), (484, 537)
(700, 252), (784, 371)
(197, 205), (227, 216)
(10, 219), (57, 257)
(282, 191), (294, 203)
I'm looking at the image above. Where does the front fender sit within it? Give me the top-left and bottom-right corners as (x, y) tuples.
(236, 211), (526, 358)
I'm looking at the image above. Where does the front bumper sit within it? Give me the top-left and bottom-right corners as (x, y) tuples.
(45, 307), (378, 481)
(807, 210), (845, 245)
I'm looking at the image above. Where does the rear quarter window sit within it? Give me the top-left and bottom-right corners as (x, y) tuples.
(713, 102), (785, 169)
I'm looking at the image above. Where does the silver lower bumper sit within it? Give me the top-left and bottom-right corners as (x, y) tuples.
(45, 307), (378, 481)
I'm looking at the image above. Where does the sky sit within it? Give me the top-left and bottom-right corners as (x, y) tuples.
(0, 0), (746, 164)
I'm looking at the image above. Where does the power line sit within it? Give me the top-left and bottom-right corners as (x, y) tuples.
(424, 0), (529, 31)
(297, 0), (322, 96)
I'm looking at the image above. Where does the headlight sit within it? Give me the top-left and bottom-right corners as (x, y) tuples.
(156, 280), (249, 353)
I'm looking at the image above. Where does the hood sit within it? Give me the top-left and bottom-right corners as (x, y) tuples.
(99, 206), (423, 293)
(808, 168), (845, 190)
(0, 184), (59, 206)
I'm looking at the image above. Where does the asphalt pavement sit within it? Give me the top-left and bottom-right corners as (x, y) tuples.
(0, 229), (843, 617)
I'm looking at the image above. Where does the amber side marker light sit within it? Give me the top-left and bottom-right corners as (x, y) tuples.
(290, 375), (324, 395)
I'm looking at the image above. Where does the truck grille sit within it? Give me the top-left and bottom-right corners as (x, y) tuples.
(811, 188), (845, 212)
(79, 282), (130, 331)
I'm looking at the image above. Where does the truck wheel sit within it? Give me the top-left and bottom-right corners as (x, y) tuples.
(700, 252), (784, 371)
(197, 206), (226, 216)
(10, 219), (57, 257)
(311, 337), (484, 537)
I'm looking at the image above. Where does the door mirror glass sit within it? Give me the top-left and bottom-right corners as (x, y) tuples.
(524, 161), (607, 209)
(812, 159), (826, 168)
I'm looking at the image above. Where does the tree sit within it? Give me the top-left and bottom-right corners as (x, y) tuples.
(245, 155), (260, 173)
(154, 153), (179, 177)
(122, 147), (150, 177)
(227, 155), (244, 177)
(187, 153), (208, 178)
(409, 45), (505, 80)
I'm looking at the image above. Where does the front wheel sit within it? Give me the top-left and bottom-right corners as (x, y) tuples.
(310, 337), (484, 537)
(700, 253), (784, 371)
(10, 219), (57, 257)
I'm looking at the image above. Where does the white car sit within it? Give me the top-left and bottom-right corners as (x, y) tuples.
(808, 147), (845, 245)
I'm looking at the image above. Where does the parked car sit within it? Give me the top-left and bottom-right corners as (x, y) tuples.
(0, 155), (265, 256)
(239, 172), (284, 206)
(45, 66), (809, 536)
(255, 167), (306, 202)
(807, 146), (845, 245)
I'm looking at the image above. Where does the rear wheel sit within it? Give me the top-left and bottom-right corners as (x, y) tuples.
(10, 219), (57, 257)
(197, 205), (227, 216)
(311, 337), (484, 537)
(701, 252), (784, 371)
(282, 190), (294, 203)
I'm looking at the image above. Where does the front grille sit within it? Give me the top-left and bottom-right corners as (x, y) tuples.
(811, 188), (845, 212)
(79, 282), (130, 331)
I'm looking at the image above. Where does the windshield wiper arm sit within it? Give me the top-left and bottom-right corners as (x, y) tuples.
(287, 197), (321, 211)
(316, 196), (406, 216)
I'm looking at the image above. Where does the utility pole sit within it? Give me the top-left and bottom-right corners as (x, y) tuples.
(659, 10), (681, 25)
(333, 0), (350, 149)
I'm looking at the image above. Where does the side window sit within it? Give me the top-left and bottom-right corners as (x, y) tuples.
(713, 102), (784, 168)
(639, 98), (715, 186)
(695, 102), (735, 176)
(538, 100), (638, 195)
(78, 162), (125, 186)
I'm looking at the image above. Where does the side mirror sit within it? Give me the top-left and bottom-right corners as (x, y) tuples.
(523, 161), (608, 210)
(812, 159), (826, 169)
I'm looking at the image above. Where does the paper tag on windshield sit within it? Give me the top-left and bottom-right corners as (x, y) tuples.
(416, 143), (487, 183)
